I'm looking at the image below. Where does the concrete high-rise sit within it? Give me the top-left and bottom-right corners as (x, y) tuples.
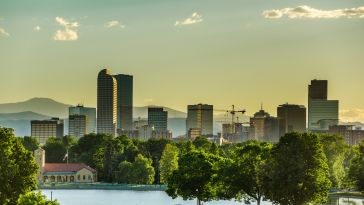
(97, 69), (117, 136)
(113, 74), (133, 131)
(277, 103), (306, 135)
(69, 105), (96, 134)
(186, 104), (213, 137)
(250, 109), (279, 143)
(69, 114), (87, 139)
(148, 107), (168, 131)
(31, 118), (64, 144)
(308, 80), (339, 131)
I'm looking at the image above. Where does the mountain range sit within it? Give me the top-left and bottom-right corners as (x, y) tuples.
(0, 98), (188, 137)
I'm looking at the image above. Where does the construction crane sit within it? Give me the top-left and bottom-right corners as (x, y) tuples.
(214, 105), (246, 125)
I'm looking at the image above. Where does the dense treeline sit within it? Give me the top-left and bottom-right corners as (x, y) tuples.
(15, 131), (364, 205)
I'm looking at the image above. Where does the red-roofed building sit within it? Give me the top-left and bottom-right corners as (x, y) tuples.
(35, 148), (97, 183)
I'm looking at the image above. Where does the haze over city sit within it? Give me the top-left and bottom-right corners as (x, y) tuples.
(0, 0), (364, 122)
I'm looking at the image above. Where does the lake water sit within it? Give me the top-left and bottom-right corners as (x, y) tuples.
(42, 190), (364, 205)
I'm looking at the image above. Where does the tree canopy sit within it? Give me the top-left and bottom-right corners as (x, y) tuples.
(0, 128), (38, 205)
(17, 192), (59, 205)
(263, 132), (331, 205)
(159, 144), (179, 184)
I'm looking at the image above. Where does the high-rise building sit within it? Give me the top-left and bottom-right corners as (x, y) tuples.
(69, 114), (87, 139)
(308, 80), (327, 100)
(97, 69), (117, 136)
(308, 79), (339, 131)
(277, 103), (306, 135)
(31, 118), (64, 144)
(69, 105), (96, 134)
(113, 74), (133, 131)
(250, 109), (279, 143)
(186, 104), (213, 137)
(148, 107), (168, 131)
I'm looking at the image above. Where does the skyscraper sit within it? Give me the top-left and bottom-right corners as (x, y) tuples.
(148, 107), (168, 131)
(97, 69), (117, 136)
(186, 104), (213, 137)
(69, 114), (87, 139)
(113, 74), (133, 131)
(277, 103), (306, 135)
(69, 105), (96, 134)
(308, 79), (339, 131)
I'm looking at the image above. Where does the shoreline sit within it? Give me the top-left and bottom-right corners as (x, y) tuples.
(38, 183), (167, 191)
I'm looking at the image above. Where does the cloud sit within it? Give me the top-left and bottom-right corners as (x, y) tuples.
(175, 12), (203, 26)
(0, 27), (9, 38)
(53, 17), (79, 41)
(263, 5), (364, 19)
(340, 109), (364, 122)
(105, 20), (125, 29)
(34, 26), (41, 31)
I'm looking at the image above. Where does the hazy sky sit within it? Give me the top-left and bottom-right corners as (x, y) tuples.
(0, 0), (363, 121)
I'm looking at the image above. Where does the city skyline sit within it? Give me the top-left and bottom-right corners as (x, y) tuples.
(0, 0), (364, 122)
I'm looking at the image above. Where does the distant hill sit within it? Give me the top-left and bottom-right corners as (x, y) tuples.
(0, 98), (71, 118)
(134, 106), (186, 118)
(0, 111), (52, 136)
(0, 111), (51, 121)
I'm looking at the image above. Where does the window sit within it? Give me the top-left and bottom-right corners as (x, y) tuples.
(83, 175), (85, 180)
(78, 175), (80, 180)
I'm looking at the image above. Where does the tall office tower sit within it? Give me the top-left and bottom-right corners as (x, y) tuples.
(31, 118), (64, 144)
(148, 107), (168, 131)
(69, 105), (96, 134)
(308, 79), (339, 131)
(113, 74), (133, 131)
(97, 69), (117, 136)
(250, 109), (279, 143)
(277, 103), (306, 136)
(186, 104), (213, 137)
(69, 114), (87, 139)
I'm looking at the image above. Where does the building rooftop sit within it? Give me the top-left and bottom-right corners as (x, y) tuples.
(44, 163), (96, 173)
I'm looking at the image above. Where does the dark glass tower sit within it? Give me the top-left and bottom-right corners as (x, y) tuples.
(97, 69), (117, 136)
(113, 74), (133, 131)
(148, 107), (168, 131)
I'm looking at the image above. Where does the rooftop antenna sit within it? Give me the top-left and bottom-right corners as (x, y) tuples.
(261, 102), (263, 111)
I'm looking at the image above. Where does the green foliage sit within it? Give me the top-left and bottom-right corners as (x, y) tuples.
(349, 142), (364, 192)
(217, 141), (272, 205)
(71, 133), (112, 167)
(17, 192), (59, 205)
(115, 154), (155, 184)
(115, 161), (133, 184)
(263, 132), (331, 205)
(319, 134), (348, 188)
(0, 128), (38, 205)
(159, 144), (179, 184)
(19, 136), (39, 153)
(166, 150), (222, 204)
(42, 137), (67, 163)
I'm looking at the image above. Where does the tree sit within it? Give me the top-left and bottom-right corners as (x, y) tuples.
(130, 154), (155, 184)
(115, 154), (155, 184)
(319, 134), (348, 188)
(115, 161), (133, 184)
(42, 137), (67, 163)
(138, 138), (171, 184)
(159, 144), (179, 184)
(72, 133), (112, 167)
(166, 150), (222, 205)
(19, 136), (39, 153)
(349, 141), (364, 191)
(217, 141), (272, 205)
(263, 132), (331, 205)
(0, 128), (38, 205)
(17, 192), (59, 205)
